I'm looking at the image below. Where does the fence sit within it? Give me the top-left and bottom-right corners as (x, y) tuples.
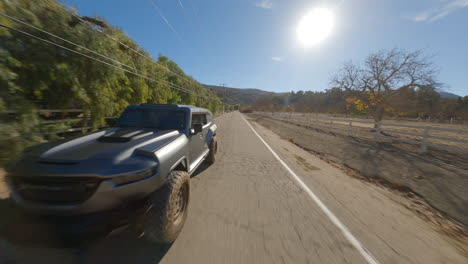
(254, 112), (468, 154)
(2, 109), (110, 136)
(4, 108), (228, 137)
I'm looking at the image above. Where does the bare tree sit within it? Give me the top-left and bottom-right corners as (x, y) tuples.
(331, 49), (439, 124)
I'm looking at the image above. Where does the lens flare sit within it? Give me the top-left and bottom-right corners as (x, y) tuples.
(297, 8), (335, 46)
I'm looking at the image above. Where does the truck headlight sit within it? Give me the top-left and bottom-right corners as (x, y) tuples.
(113, 167), (157, 186)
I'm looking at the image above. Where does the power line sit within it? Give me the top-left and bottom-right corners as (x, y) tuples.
(0, 23), (218, 100)
(45, 0), (233, 107)
(45, 0), (146, 59)
(0, 12), (200, 97)
(46, 0), (204, 92)
(148, 0), (181, 39)
(0, 12), (135, 72)
(220, 83), (228, 114)
(0, 12), (209, 99)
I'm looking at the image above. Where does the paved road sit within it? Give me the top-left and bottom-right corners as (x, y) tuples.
(0, 111), (465, 263)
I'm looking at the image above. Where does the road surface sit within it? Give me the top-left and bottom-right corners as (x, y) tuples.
(0, 111), (465, 263)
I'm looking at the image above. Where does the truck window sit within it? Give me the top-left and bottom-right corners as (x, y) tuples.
(192, 113), (207, 126)
(118, 109), (186, 130)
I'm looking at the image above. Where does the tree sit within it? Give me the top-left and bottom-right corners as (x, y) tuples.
(0, 0), (224, 167)
(331, 49), (439, 124)
(414, 85), (441, 119)
(0, 0), (223, 117)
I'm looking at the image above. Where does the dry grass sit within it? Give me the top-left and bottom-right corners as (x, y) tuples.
(252, 115), (468, 256)
(271, 114), (468, 150)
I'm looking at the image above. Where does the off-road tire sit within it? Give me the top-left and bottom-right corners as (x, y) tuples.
(206, 136), (218, 164)
(134, 170), (190, 244)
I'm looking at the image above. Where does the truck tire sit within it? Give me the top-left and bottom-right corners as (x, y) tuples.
(134, 170), (190, 244)
(206, 136), (218, 164)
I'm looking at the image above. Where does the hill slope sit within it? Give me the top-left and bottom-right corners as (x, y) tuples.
(204, 85), (274, 105)
(439, 91), (461, 99)
(205, 84), (463, 105)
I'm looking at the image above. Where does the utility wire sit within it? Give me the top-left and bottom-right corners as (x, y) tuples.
(0, 12), (135, 72)
(148, 0), (181, 39)
(0, 23), (218, 100)
(0, 12), (207, 98)
(0, 12), (200, 96)
(45, 0), (233, 106)
(46, 0), (206, 93)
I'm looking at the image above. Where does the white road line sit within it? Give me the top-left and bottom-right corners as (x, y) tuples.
(241, 114), (380, 264)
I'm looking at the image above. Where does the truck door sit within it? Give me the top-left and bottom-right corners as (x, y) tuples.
(189, 113), (208, 169)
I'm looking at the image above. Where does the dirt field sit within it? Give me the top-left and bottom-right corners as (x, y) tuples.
(248, 114), (468, 228)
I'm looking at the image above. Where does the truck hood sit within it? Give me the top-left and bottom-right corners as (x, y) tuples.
(10, 127), (182, 178)
(38, 127), (180, 162)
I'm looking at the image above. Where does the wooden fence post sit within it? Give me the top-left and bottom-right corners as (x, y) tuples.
(82, 110), (88, 134)
(421, 127), (429, 152)
(375, 121), (381, 140)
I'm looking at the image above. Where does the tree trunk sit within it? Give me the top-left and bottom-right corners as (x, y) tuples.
(374, 106), (385, 128)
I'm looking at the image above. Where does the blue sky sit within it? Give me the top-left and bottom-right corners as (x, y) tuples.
(65, 0), (468, 96)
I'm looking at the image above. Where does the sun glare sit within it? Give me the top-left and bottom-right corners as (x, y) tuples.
(297, 8), (334, 46)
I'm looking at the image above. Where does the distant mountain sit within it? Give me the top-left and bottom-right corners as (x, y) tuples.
(204, 84), (274, 105)
(206, 84), (463, 105)
(439, 91), (461, 99)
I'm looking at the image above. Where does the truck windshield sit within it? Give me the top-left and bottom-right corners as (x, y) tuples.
(117, 109), (186, 130)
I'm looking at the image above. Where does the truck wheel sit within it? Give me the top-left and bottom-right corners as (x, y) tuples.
(134, 170), (190, 244)
(206, 136), (218, 164)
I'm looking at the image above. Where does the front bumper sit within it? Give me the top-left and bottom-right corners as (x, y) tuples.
(7, 200), (148, 244)
(49, 199), (146, 240)
(6, 171), (165, 215)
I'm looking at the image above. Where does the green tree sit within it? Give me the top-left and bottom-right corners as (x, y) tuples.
(0, 0), (223, 167)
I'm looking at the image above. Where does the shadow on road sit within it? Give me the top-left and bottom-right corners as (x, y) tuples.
(190, 160), (213, 178)
(0, 198), (172, 264)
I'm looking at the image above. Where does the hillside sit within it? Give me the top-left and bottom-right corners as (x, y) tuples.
(204, 85), (274, 105)
(205, 84), (463, 106)
(439, 91), (461, 99)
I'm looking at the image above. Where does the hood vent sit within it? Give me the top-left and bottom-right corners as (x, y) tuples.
(38, 160), (79, 165)
(98, 129), (154, 143)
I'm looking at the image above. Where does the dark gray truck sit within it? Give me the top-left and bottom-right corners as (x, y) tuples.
(6, 104), (218, 243)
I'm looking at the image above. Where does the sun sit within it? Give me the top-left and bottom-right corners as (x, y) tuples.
(297, 8), (335, 46)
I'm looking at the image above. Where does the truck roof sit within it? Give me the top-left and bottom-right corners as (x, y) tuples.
(126, 103), (212, 114)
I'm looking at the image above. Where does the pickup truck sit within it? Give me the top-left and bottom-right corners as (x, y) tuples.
(6, 104), (218, 243)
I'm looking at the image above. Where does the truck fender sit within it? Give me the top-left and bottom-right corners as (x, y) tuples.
(206, 123), (217, 144)
(154, 135), (189, 181)
(170, 156), (189, 172)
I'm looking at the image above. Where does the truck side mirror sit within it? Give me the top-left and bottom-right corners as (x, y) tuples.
(192, 123), (203, 134)
(106, 117), (118, 127)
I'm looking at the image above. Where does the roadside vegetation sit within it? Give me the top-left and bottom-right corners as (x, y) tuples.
(0, 0), (224, 167)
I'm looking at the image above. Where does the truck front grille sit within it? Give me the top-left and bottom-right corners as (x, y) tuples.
(13, 176), (101, 204)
